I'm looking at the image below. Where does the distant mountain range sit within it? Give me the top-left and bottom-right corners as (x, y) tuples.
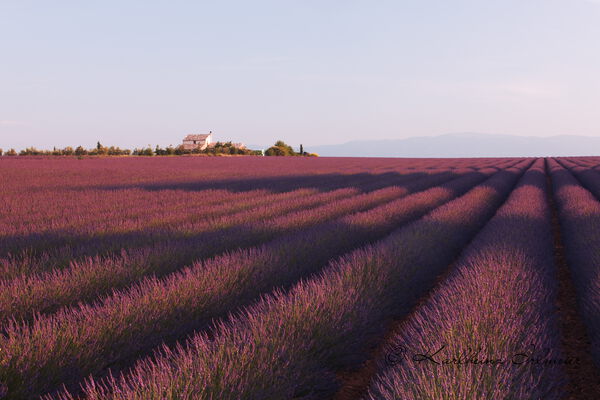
(305, 133), (600, 157)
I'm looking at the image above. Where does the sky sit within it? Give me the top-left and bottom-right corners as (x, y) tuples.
(2, 0), (600, 151)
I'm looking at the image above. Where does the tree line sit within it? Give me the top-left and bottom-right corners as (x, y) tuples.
(0, 140), (317, 157)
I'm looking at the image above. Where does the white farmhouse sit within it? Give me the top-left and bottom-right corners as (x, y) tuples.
(182, 131), (213, 150)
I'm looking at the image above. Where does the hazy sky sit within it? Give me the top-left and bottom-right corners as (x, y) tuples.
(2, 0), (600, 150)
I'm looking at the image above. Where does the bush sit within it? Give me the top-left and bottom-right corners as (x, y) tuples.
(19, 147), (51, 156)
(75, 146), (88, 156)
(265, 140), (299, 156)
(174, 145), (189, 155)
(264, 146), (287, 156)
(108, 146), (129, 156)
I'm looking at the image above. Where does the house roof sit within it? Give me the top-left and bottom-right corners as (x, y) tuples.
(183, 134), (211, 141)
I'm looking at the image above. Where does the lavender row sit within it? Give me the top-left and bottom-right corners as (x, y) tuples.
(0, 168), (407, 275)
(366, 158), (566, 399)
(0, 164), (518, 399)
(548, 159), (600, 367)
(1, 169), (455, 323)
(556, 158), (600, 201)
(48, 163), (529, 400)
(0, 186), (350, 278)
(0, 157), (513, 266)
(1, 183), (365, 276)
(562, 157), (599, 169)
(0, 156), (516, 252)
(0, 156), (486, 242)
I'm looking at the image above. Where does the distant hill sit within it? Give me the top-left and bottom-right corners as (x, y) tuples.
(308, 133), (600, 157)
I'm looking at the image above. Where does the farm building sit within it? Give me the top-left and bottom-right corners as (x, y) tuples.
(182, 132), (212, 150)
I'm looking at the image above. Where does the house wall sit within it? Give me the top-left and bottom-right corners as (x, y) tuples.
(182, 134), (212, 151)
(182, 139), (208, 151)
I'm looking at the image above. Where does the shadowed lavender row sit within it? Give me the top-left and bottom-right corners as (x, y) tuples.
(366, 159), (566, 400)
(0, 163), (519, 399)
(47, 163), (529, 400)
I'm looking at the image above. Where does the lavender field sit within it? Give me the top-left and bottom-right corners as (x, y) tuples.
(1, 156), (600, 399)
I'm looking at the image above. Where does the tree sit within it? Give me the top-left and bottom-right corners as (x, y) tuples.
(174, 145), (188, 155)
(264, 146), (286, 156)
(300, 144), (304, 155)
(265, 140), (295, 156)
(6, 149), (17, 156)
(96, 143), (108, 156)
(0, 149), (3, 156)
(75, 146), (87, 156)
